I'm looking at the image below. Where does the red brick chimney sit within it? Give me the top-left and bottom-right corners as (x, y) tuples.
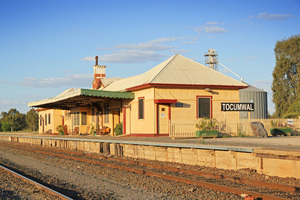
(92, 56), (106, 90)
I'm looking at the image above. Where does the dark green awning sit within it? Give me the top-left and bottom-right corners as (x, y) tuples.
(28, 88), (134, 110)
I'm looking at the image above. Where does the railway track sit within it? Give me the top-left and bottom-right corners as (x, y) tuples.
(0, 163), (73, 200)
(1, 141), (299, 200)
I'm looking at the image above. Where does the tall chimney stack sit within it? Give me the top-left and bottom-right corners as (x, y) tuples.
(95, 56), (98, 65)
(92, 56), (106, 90)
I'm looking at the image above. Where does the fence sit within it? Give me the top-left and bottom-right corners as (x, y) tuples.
(169, 118), (300, 138)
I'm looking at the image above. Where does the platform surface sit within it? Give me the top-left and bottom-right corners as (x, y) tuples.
(1, 132), (299, 152)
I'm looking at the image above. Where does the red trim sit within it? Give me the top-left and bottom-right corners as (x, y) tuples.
(196, 95), (213, 119)
(156, 104), (158, 134)
(156, 104), (171, 135)
(154, 99), (177, 104)
(126, 83), (248, 91)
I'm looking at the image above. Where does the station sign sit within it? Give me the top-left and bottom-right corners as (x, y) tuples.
(221, 103), (254, 111)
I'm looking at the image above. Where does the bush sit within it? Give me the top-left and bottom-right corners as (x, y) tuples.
(2, 122), (12, 132)
(114, 122), (123, 136)
(56, 125), (64, 134)
(196, 118), (218, 131)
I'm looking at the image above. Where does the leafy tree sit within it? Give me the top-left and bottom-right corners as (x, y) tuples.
(11, 113), (26, 131)
(26, 108), (38, 131)
(1, 111), (8, 119)
(272, 35), (300, 117)
(1, 122), (12, 132)
(0, 108), (26, 131)
(283, 99), (300, 118)
(8, 108), (19, 116)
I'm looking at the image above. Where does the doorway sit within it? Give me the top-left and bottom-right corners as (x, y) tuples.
(112, 108), (120, 135)
(157, 104), (169, 134)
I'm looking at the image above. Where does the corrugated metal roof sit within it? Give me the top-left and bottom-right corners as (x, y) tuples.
(28, 88), (134, 109)
(101, 54), (248, 91)
(239, 83), (264, 92)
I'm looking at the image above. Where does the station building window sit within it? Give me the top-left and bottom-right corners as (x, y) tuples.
(92, 108), (96, 122)
(104, 104), (109, 123)
(73, 112), (79, 126)
(45, 114), (47, 125)
(81, 112), (87, 125)
(138, 97), (144, 119)
(197, 97), (211, 118)
(40, 115), (42, 126)
(48, 113), (51, 124)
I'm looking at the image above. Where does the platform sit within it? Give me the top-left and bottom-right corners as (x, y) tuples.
(0, 133), (299, 179)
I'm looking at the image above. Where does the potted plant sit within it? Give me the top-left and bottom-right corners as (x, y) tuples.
(56, 125), (64, 135)
(196, 118), (219, 138)
(270, 120), (292, 136)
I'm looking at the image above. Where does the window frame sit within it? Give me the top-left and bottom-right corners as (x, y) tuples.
(40, 115), (42, 126)
(48, 113), (51, 124)
(81, 112), (87, 125)
(196, 96), (212, 119)
(138, 97), (144, 120)
(104, 104), (109, 123)
(73, 112), (80, 126)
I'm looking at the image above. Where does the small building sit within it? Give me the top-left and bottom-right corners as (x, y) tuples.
(29, 54), (248, 136)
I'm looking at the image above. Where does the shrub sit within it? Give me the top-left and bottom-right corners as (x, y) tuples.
(56, 125), (64, 134)
(1, 122), (11, 132)
(114, 122), (123, 136)
(237, 123), (246, 137)
(196, 118), (218, 131)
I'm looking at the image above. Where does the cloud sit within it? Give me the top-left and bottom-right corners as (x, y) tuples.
(181, 36), (198, 44)
(206, 22), (218, 25)
(204, 26), (227, 33)
(195, 26), (227, 33)
(99, 50), (167, 64)
(257, 12), (293, 20)
(21, 74), (93, 88)
(113, 37), (184, 51)
(81, 56), (94, 61)
(82, 37), (186, 64)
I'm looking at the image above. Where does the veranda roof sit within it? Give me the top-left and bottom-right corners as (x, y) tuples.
(28, 88), (134, 110)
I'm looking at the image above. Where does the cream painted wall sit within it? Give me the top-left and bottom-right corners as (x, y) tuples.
(130, 88), (156, 134)
(154, 87), (240, 122)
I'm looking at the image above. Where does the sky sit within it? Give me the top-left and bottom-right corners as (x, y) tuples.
(0, 0), (299, 115)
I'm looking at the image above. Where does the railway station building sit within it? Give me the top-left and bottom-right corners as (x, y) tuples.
(29, 54), (250, 136)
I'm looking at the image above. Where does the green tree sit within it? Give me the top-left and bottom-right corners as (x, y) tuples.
(12, 113), (26, 131)
(1, 111), (8, 119)
(0, 108), (26, 131)
(283, 99), (300, 118)
(272, 35), (300, 117)
(26, 108), (38, 131)
(1, 122), (12, 132)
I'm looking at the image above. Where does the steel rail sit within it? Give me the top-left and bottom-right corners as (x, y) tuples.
(0, 164), (73, 200)
(0, 142), (292, 200)
(6, 142), (297, 194)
